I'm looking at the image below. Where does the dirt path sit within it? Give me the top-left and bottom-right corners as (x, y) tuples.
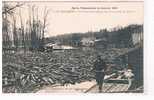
(36, 81), (96, 93)
(36, 75), (124, 93)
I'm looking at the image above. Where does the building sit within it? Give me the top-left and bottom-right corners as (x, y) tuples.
(45, 43), (76, 51)
(81, 37), (95, 47)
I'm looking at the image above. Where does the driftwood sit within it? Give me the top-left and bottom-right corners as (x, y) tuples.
(2, 48), (126, 93)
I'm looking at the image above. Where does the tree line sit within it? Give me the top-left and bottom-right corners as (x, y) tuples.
(46, 24), (143, 48)
(2, 2), (49, 52)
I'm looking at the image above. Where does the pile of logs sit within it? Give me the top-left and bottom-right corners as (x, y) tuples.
(2, 48), (127, 93)
(2, 50), (96, 93)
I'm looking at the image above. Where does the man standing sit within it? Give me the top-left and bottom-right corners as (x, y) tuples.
(93, 55), (107, 93)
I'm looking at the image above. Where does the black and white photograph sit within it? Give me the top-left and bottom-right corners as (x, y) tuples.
(2, 0), (144, 93)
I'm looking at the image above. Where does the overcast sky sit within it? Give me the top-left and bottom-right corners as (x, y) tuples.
(7, 1), (144, 37)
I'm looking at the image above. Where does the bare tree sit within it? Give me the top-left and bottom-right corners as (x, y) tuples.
(12, 15), (18, 50)
(2, 3), (12, 50)
(41, 7), (50, 48)
(2, 2), (24, 52)
(19, 9), (25, 51)
(27, 5), (50, 51)
(2, 2), (24, 15)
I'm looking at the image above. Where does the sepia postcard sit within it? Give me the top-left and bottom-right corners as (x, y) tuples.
(2, 0), (144, 93)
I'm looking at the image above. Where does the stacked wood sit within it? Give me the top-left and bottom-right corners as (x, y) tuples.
(2, 48), (128, 93)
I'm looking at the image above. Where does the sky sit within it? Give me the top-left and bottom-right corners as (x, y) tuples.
(5, 1), (144, 37)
